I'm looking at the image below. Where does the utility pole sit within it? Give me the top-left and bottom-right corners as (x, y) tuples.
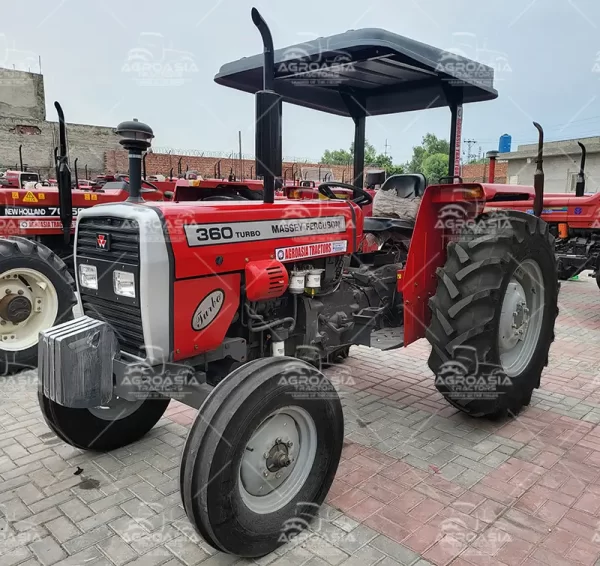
(384, 139), (391, 157)
(463, 138), (477, 163)
(238, 131), (243, 179)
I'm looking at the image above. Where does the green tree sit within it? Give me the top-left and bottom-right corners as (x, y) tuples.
(421, 153), (449, 183)
(320, 140), (404, 175)
(321, 148), (352, 165)
(406, 133), (450, 175)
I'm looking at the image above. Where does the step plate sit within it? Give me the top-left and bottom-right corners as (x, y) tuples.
(371, 327), (404, 351)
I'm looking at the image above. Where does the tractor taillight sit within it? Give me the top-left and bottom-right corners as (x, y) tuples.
(461, 186), (484, 199)
(245, 260), (289, 301)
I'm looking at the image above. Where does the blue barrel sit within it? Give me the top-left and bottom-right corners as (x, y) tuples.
(498, 134), (512, 153)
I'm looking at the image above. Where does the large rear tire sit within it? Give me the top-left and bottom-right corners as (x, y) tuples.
(0, 237), (76, 375)
(180, 357), (344, 558)
(39, 392), (170, 451)
(426, 211), (558, 417)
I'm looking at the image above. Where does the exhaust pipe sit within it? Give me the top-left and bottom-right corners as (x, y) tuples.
(252, 7), (282, 204)
(485, 150), (499, 183)
(575, 142), (586, 197)
(533, 122), (544, 218)
(19, 145), (23, 172)
(74, 158), (79, 190)
(55, 102), (73, 243)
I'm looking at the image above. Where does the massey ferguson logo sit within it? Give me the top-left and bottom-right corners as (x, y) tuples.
(96, 233), (110, 250)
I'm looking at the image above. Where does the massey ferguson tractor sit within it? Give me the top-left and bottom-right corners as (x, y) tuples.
(485, 141), (600, 285)
(37, 8), (558, 558)
(0, 103), (170, 374)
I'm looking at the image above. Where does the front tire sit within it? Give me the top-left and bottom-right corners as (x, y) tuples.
(180, 357), (344, 558)
(39, 393), (170, 451)
(0, 237), (76, 375)
(426, 211), (558, 417)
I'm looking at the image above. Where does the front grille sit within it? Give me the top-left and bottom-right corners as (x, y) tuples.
(77, 216), (144, 356)
(77, 217), (140, 264)
(80, 296), (145, 356)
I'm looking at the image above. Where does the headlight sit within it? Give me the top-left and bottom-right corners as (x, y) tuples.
(113, 270), (136, 298)
(79, 264), (98, 290)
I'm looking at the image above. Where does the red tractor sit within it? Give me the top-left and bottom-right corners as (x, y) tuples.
(37, 8), (558, 558)
(0, 104), (169, 373)
(484, 141), (600, 284)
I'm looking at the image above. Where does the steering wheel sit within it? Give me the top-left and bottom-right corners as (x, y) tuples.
(141, 180), (160, 192)
(318, 182), (373, 207)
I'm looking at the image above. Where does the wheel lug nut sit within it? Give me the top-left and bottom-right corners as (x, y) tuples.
(276, 473), (281, 479)
(5, 289), (11, 295)
(287, 441), (293, 447)
(263, 471), (269, 477)
(264, 452), (270, 458)
(17, 290), (24, 295)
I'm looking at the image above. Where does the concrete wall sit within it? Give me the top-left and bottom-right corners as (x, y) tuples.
(507, 152), (600, 193)
(0, 117), (121, 178)
(0, 67), (121, 177)
(0, 68), (45, 121)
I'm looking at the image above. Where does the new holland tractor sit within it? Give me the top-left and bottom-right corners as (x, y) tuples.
(37, 9), (558, 558)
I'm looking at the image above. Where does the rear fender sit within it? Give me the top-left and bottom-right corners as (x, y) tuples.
(403, 184), (485, 346)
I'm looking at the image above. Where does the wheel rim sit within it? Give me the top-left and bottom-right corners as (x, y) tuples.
(89, 396), (145, 421)
(0, 268), (59, 352)
(498, 259), (544, 377)
(239, 406), (317, 514)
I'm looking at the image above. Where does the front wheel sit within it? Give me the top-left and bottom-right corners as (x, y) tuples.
(427, 211), (558, 417)
(180, 357), (344, 558)
(0, 237), (76, 374)
(39, 392), (170, 451)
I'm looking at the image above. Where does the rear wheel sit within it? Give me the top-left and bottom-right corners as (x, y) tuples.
(427, 211), (558, 417)
(39, 392), (170, 451)
(0, 238), (76, 375)
(180, 357), (344, 557)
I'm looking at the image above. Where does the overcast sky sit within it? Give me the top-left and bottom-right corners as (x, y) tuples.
(3, 0), (600, 165)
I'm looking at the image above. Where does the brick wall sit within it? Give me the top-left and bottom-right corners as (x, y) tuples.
(105, 150), (354, 182)
(461, 161), (508, 183)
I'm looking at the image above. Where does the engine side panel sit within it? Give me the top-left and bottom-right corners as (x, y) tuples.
(154, 200), (362, 280)
(173, 274), (241, 360)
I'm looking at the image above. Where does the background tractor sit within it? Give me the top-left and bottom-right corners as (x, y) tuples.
(37, 8), (558, 559)
(484, 141), (600, 284)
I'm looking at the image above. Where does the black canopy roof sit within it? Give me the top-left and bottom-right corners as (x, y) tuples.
(215, 28), (498, 117)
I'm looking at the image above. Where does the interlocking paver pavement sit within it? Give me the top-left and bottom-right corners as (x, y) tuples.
(4, 275), (600, 565)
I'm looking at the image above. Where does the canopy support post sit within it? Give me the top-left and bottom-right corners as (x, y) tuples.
(341, 93), (367, 189)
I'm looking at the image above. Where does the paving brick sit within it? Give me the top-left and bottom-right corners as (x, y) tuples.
(29, 536), (67, 566)
(369, 535), (420, 564)
(98, 534), (140, 565)
(63, 524), (113, 554)
(1, 546), (33, 566)
(45, 515), (81, 543)
(59, 497), (93, 522)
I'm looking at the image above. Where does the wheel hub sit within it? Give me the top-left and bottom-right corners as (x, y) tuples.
(240, 413), (299, 497)
(0, 268), (59, 352)
(0, 294), (32, 323)
(498, 261), (544, 378)
(499, 281), (529, 351)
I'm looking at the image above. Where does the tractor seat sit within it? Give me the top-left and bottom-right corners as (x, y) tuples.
(380, 173), (427, 198)
(363, 217), (415, 234)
